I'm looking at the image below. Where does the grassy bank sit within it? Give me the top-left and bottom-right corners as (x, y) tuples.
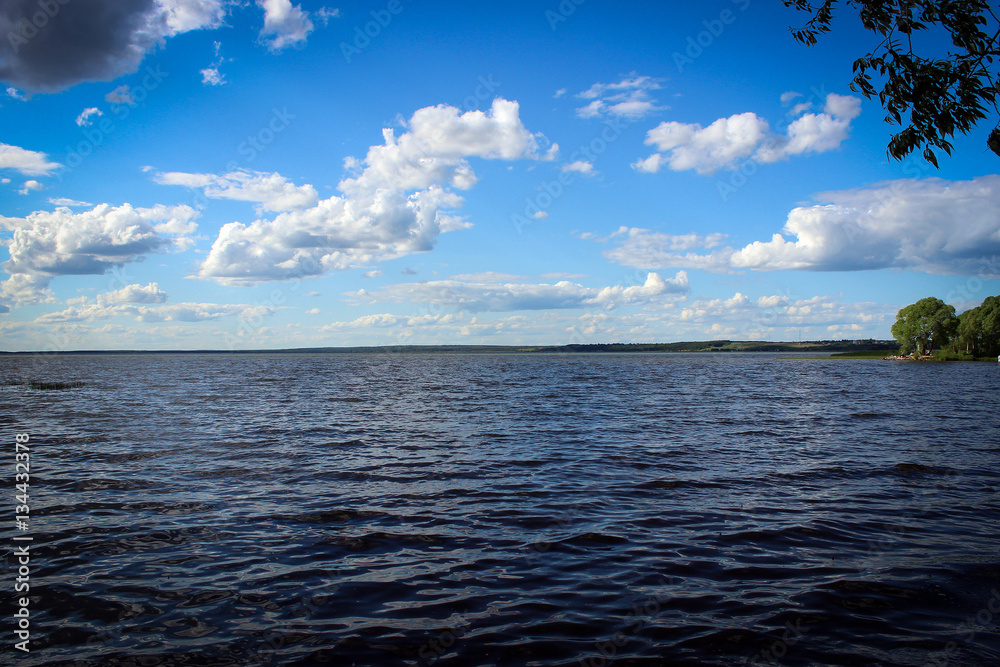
(798, 350), (998, 361)
(787, 350), (890, 360)
(927, 350), (997, 362)
(828, 350), (890, 359)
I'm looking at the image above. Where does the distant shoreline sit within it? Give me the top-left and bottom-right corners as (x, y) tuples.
(0, 340), (898, 355)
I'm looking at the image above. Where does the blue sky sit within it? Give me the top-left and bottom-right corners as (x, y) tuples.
(1, 0), (998, 351)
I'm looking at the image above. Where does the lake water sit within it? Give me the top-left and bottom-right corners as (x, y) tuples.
(2, 352), (999, 666)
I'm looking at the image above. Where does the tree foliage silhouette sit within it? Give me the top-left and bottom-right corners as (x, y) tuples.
(785, 0), (1000, 166)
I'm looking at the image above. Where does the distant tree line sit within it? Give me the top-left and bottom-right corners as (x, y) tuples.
(892, 295), (1000, 357)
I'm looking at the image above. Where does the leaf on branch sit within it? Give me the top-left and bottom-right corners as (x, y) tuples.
(989, 129), (1000, 157)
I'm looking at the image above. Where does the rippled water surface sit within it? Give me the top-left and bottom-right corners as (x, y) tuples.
(2, 352), (1000, 666)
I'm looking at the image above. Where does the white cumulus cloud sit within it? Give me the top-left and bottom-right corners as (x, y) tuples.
(790, 102), (812, 116)
(347, 271), (689, 313)
(258, 0), (314, 51)
(75, 107), (103, 127)
(603, 176), (1000, 277)
(674, 292), (890, 340)
(0, 143), (60, 176)
(37, 300), (274, 324)
(196, 98), (556, 284)
(105, 86), (135, 106)
(562, 160), (595, 176)
(0, 203), (199, 308)
(200, 40), (229, 86)
(160, 0), (228, 34)
(634, 93), (861, 175)
(598, 228), (735, 272)
(638, 112), (769, 174)
(18, 179), (42, 195)
(48, 198), (93, 207)
(99, 282), (169, 305)
(155, 169), (319, 212)
(576, 75), (664, 119)
(200, 67), (225, 86)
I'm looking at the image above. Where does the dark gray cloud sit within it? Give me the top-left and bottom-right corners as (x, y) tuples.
(0, 0), (163, 93)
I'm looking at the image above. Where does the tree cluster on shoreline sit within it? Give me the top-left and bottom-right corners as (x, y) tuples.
(891, 295), (1000, 358)
(957, 295), (1000, 357)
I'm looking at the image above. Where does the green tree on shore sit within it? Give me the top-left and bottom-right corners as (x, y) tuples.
(956, 295), (1000, 356)
(891, 297), (958, 355)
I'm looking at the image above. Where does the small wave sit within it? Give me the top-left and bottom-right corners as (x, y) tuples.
(525, 532), (629, 553)
(892, 462), (955, 476)
(773, 465), (853, 481)
(70, 478), (158, 492)
(121, 501), (217, 515)
(98, 450), (162, 463)
(275, 508), (387, 524)
(317, 531), (451, 553)
(321, 439), (365, 447)
(634, 479), (729, 490)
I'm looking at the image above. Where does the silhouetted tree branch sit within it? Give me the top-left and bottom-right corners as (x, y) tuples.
(784, 0), (1000, 166)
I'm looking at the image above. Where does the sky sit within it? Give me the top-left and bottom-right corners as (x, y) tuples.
(1, 0), (998, 352)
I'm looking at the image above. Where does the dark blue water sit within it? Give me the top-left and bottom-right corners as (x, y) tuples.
(2, 352), (999, 666)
